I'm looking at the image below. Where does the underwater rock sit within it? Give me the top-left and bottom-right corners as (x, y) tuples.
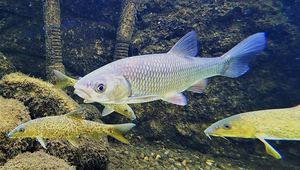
(0, 72), (80, 118)
(0, 96), (33, 166)
(1, 151), (75, 170)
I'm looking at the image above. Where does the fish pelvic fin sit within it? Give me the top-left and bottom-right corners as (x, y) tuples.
(167, 31), (198, 57)
(52, 69), (77, 88)
(104, 123), (136, 144)
(255, 133), (282, 159)
(187, 79), (208, 93)
(163, 92), (187, 106)
(36, 136), (47, 149)
(221, 32), (266, 78)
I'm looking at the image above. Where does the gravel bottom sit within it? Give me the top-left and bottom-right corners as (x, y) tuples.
(108, 142), (250, 170)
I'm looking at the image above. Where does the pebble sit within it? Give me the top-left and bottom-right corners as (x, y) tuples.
(155, 154), (161, 160)
(169, 158), (175, 163)
(144, 156), (149, 161)
(174, 162), (182, 168)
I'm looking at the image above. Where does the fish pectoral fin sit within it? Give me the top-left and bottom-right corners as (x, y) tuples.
(163, 92), (187, 106)
(84, 99), (95, 103)
(255, 133), (282, 159)
(187, 79), (208, 93)
(167, 31), (198, 58)
(102, 104), (115, 117)
(66, 136), (79, 147)
(127, 95), (159, 103)
(88, 132), (100, 141)
(36, 136), (47, 149)
(65, 109), (84, 123)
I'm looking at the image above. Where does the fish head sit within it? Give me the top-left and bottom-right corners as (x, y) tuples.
(74, 73), (131, 104)
(204, 114), (253, 139)
(8, 121), (37, 138)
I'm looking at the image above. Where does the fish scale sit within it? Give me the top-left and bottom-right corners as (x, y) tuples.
(113, 54), (224, 96)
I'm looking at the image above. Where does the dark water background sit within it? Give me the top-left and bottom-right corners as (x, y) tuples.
(0, 0), (300, 169)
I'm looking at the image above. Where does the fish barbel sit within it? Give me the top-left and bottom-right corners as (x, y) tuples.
(74, 31), (266, 107)
(8, 109), (135, 148)
(204, 105), (300, 159)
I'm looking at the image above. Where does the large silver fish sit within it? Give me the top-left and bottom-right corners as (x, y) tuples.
(74, 31), (266, 108)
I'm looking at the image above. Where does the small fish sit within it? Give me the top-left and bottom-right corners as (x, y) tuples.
(204, 105), (300, 159)
(53, 70), (136, 119)
(74, 31), (266, 107)
(8, 109), (135, 148)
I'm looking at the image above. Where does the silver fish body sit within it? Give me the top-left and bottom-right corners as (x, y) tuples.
(74, 31), (266, 106)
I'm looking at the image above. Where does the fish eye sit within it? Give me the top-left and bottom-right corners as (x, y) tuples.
(223, 123), (232, 130)
(95, 83), (106, 93)
(19, 127), (25, 132)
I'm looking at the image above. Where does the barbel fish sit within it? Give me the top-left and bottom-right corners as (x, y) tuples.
(74, 31), (266, 117)
(204, 105), (300, 159)
(8, 109), (135, 148)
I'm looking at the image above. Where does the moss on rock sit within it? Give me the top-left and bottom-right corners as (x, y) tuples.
(0, 96), (33, 166)
(1, 151), (75, 170)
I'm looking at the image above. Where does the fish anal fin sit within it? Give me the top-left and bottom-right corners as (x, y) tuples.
(66, 136), (79, 147)
(187, 79), (208, 93)
(163, 92), (187, 106)
(255, 133), (282, 159)
(88, 132), (100, 141)
(167, 31), (198, 57)
(36, 136), (47, 149)
(65, 109), (84, 123)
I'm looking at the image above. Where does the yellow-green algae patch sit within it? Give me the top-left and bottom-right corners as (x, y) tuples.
(1, 151), (75, 170)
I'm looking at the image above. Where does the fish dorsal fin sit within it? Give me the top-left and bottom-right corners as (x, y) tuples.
(36, 136), (47, 149)
(66, 136), (79, 147)
(187, 79), (208, 93)
(255, 133), (282, 159)
(167, 31), (198, 57)
(65, 109), (84, 123)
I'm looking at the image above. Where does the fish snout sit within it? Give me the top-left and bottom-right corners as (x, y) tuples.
(7, 130), (15, 138)
(204, 128), (212, 140)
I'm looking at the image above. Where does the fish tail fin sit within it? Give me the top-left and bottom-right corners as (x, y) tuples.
(52, 70), (77, 88)
(104, 123), (135, 144)
(221, 32), (266, 78)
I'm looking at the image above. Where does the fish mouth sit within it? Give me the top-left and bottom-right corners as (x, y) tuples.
(7, 130), (15, 138)
(74, 89), (91, 99)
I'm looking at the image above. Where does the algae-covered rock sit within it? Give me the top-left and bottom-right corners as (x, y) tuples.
(1, 151), (75, 170)
(0, 96), (33, 166)
(0, 72), (80, 118)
